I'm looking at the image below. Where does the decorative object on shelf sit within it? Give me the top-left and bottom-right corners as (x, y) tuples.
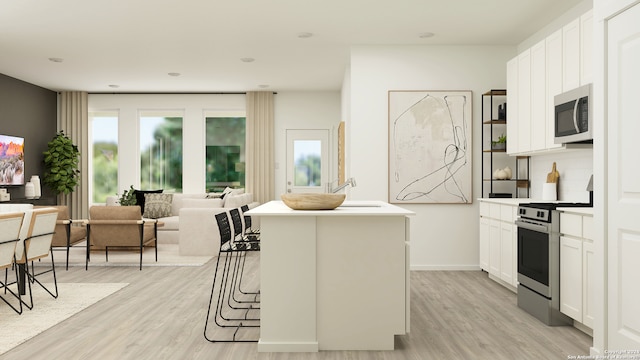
(493, 166), (513, 180)
(25, 181), (35, 199)
(281, 193), (345, 210)
(498, 103), (507, 120)
(30, 175), (41, 199)
(0, 188), (10, 202)
(491, 134), (507, 151)
(388, 90), (473, 204)
(503, 166), (512, 179)
(42, 131), (81, 195)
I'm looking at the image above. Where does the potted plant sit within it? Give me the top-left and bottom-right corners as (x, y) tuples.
(491, 134), (507, 151)
(117, 185), (137, 206)
(42, 131), (81, 195)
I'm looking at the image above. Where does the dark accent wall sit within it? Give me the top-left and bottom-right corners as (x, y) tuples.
(0, 73), (57, 200)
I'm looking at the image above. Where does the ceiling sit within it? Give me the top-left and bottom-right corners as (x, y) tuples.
(0, 0), (584, 93)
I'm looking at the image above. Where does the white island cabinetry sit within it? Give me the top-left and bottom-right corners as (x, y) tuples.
(247, 200), (413, 352)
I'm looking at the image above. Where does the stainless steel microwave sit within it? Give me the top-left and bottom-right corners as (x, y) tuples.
(554, 83), (593, 144)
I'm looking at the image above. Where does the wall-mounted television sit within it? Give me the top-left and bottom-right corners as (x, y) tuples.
(0, 134), (25, 185)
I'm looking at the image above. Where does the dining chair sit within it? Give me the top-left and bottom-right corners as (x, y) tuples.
(204, 211), (260, 343)
(0, 212), (25, 314)
(15, 207), (59, 310)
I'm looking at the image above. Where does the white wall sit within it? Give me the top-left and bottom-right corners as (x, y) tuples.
(348, 45), (516, 269)
(273, 92), (342, 198)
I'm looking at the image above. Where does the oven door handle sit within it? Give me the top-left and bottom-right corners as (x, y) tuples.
(515, 220), (550, 234)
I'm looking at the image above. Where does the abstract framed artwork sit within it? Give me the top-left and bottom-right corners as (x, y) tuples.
(388, 90), (473, 204)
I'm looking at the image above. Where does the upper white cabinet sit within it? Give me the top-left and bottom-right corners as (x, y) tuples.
(580, 10), (593, 85)
(546, 29), (564, 150)
(517, 50), (531, 152)
(506, 57), (519, 154)
(563, 18), (581, 91)
(530, 40), (547, 152)
(507, 10), (593, 155)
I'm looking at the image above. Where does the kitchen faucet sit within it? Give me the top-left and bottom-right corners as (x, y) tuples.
(328, 177), (357, 193)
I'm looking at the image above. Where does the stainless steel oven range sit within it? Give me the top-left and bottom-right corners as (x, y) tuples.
(515, 202), (590, 326)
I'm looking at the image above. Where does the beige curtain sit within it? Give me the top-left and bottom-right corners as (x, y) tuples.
(246, 92), (275, 204)
(59, 91), (89, 219)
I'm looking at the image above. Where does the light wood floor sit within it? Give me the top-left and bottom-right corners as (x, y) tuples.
(2, 253), (592, 360)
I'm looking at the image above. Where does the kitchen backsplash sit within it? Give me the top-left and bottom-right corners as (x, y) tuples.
(529, 148), (593, 203)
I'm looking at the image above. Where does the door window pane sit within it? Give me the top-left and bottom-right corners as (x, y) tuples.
(140, 114), (183, 192)
(294, 140), (321, 186)
(91, 113), (118, 203)
(205, 117), (246, 192)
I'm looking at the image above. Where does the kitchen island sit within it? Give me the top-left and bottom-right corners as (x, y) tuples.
(246, 200), (413, 352)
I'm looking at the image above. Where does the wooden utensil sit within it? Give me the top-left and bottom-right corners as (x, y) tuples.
(546, 162), (559, 183)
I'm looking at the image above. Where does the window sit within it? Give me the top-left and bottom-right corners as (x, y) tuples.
(90, 112), (118, 203)
(205, 116), (246, 192)
(294, 140), (322, 186)
(139, 112), (183, 192)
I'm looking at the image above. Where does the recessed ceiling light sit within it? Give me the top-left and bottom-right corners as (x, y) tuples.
(297, 32), (313, 38)
(258, 84), (270, 89)
(240, 57), (255, 63)
(108, 84), (119, 88)
(48, 57), (64, 63)
(168, 72), (181, 77)
(418, 32), (435, 38)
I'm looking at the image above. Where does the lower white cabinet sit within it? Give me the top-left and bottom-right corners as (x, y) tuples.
(479, 200), (518, 289)
(559, 212), (594, 329)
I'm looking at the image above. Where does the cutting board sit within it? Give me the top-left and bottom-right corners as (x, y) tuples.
(546, 162), (559, 183)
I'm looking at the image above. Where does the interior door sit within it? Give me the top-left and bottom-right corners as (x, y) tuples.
(286, 129), (330, 194)
(607, 3), (640, 350)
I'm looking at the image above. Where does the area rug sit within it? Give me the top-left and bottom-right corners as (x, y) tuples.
(37, 242), (213, 268)
(0, 283), (128, 355)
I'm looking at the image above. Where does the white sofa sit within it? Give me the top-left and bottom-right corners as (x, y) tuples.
(106, 192), (259, 256)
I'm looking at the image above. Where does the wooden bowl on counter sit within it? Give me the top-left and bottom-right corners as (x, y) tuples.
(281, 193), (346, 210)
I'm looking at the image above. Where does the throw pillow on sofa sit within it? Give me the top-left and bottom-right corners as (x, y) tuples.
(133, 189), (163, 211)
(143, 193), (173, 219)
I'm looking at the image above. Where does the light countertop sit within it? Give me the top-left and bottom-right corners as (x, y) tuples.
(246, 200), (415, 216)
(557, 207), (593, 215)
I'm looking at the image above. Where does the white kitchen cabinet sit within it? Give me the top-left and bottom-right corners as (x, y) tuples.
(583, 239), (595, 328)
(530, 39), (547, 152)
(478, 199), (518, 290)
(500, 221), (516, 285)
(546, 29), (564, 150)
(506, 57), (519, 155)
(561, 235), (583, 321)
(580, 9), (593, 86)
(506, 11), (592, 155)
(559, 211), (594, 329)
(563, 18), (581, 91)
(517, 50), (531, 152)
(479, 216), (490, 271)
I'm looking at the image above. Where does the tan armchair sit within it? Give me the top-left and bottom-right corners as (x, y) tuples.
(49, 206), (88, 270)
(87, 206), (158, 270)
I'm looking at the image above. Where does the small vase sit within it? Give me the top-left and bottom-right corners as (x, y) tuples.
(30, 175), (41, 199)
(25, 182), (35, 199)
(503, 166), (512, 180)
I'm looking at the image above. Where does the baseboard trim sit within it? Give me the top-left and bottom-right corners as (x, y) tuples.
(410, 265), (481, 271)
